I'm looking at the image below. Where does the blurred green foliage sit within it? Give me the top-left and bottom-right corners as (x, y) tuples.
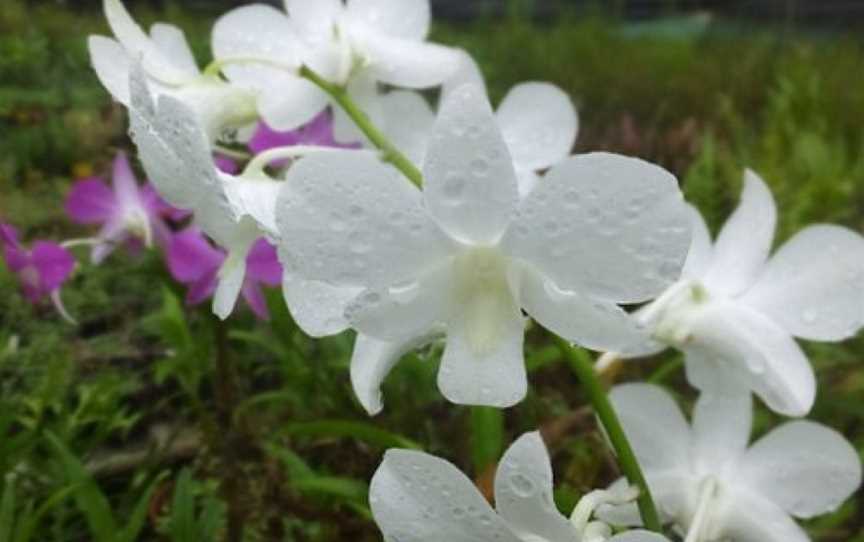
(0, 0), (862, 540)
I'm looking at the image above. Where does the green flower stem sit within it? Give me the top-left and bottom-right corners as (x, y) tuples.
(299, 66), (424, 187)
(552, 336), (663, 533)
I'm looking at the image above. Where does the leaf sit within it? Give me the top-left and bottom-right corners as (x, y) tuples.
(470, 406), (504, 472)
(170, 469), (196, 542)
(0, 479), (16, 542)
(118, 473), (168, 542)
(46, 432), (118, 542)
(13, 486), (76, 542)
(280, 420), (422, 450)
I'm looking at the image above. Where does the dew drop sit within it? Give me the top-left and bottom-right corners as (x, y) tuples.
(508, 473), (536, 498)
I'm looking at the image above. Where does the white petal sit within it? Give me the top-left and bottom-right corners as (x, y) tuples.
(496, 82), (578, 172)
(504, 153), (690, 303)
(276, 151), (450, 288)
(281, 272), (357, 337)
(609, 532), (672, 542)
(149, 23), (198, 75)
(423, 84), (519, 244)
(333, 74), (381, 144)
(346, 0), (430, 41)
(213, 251), (247, 320)
(738, 420), (862, 518)
(743, 224), (864, 341)
(608, 384), (690, 472)
(690, 392), (752, 471)
(438, 299), (527, 408)
(379, 91), (435, 166)
(682, 302), (816, 417)
(361, 35), (461, 89)
(519, 266), (645, 352)
(258, 77), (330, 131)
(284, 0), (342, 40)
(346, 266), (449, 341)
(350, 332), (436, 416)
(442, 50), (487, 101)
(681, 204), (713, 279)
(494, 432), (576, 541)
(88, 36), (132, 104)
(702, 169), (776, 296)
(369, 450), (521, 542)
(515, 168), (540, 198)
(225, 178), (282, 239)
(597, 472), (692, 528)
(103, 0), (190, 84)
(718, 489), (809, 542)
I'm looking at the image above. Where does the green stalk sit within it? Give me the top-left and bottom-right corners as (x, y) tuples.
(553, 336), (663, 533)
(299, 66), (424, 187)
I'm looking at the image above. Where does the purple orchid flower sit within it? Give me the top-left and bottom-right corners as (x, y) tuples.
(214, 155), (239, 175)
(167, 227), (282, 320)
(65, 151), (177, 263)
(1, 223), (76, 323)
(248, 109), (361, 160)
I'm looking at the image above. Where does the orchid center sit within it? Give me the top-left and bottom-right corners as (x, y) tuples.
(683, 476), (721, 542)
(123, 207), (153, 247)
(451, 247), (517, 356)
(644, 280), (712, 346)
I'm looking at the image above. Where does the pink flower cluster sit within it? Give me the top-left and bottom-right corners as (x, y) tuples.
(1, 112), (348, 322)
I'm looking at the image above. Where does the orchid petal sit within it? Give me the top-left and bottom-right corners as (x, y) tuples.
(88, 36), (132, 104)
(505, 153), (690, 303)
(494, 432), (575, 540)
(103, 0), (190, 85)
(362, 35), (461, 89)
(187, 268), (220, 306)
(31, 242), (75, 292)
(245, 239), (281, 286)
(111, 151), (142, 207)
(702, 169), (776, 296)
(213, 250), (247, 320)
(423, 84), (519, 244)
(438, 298), (526, 408)
(610, 532), (673, 542)
(332, 75), (380, 144)
(442, 50), (487, 101)
(683, 302), (815, 416)
(346, 0), (430, 41)
(719, 490), (810, 542)
(379, 91), (435, 166)
(515, 168), (540, 198)
(519, 266), (645, 352)
(224, 178), (282, 239)
(370, 449), (521, 542)
(350, 332), (435, 416)
(496, 82), (578, 172)
(608, 384), (690, 472)
(167, 228), (224, 283)
(241, 280), (269, 320)
(738, 421), (861, 518)
(284, 0), (342, 40)
(65, 178), (115, 224)
(681, 204), (713, 279)
(149, 23), (199, 75)
(743, 224), (864, 341)
(691, 392), (752, 471)
(276, 151), (449, 288)
(281, 271), (357, 337)
(345, 266), (449, 342)
(597, 472), (691, 528)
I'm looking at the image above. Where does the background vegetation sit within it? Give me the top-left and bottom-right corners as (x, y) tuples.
(0, 0), (862, 540)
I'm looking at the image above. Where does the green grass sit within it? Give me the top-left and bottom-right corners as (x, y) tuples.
(0, 1), (863, 540)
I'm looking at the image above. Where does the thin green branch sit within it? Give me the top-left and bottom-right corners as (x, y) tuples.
(299, 66), (424, 187)
(553, 336), (663, 533)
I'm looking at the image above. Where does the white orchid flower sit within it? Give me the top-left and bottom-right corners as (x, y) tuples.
(599, 384), (862, 542)
(89, 0), (257, 139)
(380, 64), (579, 196)
(277, 83), (691, 410)
(126, 63), (276, 319)
(610, 170), (864, 417)
(371, 431), (670, 542)
(211, 0), (461, 139)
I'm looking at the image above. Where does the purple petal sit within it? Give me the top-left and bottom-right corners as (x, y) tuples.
(141, 183), (191, 222)
(245, 238), (282, 286)
(111, 151), (142, 208)
(214, 155), (239, 175)
(0, 223), (20, 247)
(65, 178), (116, 224)
(248, 121), (303, 154)
(30, 241), (75, 292)
(241, 280), (270, 320)
(186, 267), (219, 306)
(167, 228), (224, 283)
(1, 224), (29, 272)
